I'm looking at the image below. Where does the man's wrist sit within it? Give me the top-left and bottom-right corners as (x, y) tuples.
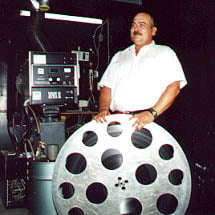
(148, 108), (158, 119)
(99, 108), (109, 112)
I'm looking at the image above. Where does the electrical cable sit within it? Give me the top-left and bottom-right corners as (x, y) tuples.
(9, 110), (29, 147)
(28, 138), (36, 160)
(88, 67), (96, 106)
(8, 100), (41, 157)
(12, 112), (20, 144)
(27, 102), (41, 134)
(106, 18), (110, 64)
(93, 18), (109, 71)
(24, 138), (36, 160)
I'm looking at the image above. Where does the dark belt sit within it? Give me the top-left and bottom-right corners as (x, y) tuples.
(111, 109), (149, 115)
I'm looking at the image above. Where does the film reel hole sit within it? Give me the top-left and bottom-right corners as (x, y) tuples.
(136, 164), (157, 185)
(120, 197), (142, 215)
(68, 207), (84, 215)
(66, 153), (86, 174)
(101, 149), (123, 170)
(157, 193), (178, 214)
(159, 144), (174, 160)
(131, 128), (152, 149)
(107, 121), (122, 137)
(169, 169), (184, 185)
(82, 131), (98, 147)
(59, 182), (74, 199)
(86, 182), (108, 204)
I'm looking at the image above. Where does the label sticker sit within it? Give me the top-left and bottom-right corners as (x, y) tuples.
(32, 91), (42, 101)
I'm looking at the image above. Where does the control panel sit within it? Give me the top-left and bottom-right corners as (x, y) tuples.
(29, 51), (79, 107)
(31, 65), (76, 86)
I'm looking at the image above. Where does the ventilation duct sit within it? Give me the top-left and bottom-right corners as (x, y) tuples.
(27, 10), (52, 52)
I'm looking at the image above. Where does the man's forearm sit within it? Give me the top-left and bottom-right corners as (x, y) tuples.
(153, 81), (181, 116)
(99, 86), (112, 111)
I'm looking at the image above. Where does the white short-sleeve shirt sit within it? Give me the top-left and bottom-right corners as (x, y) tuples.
(99, 41), (187, 112)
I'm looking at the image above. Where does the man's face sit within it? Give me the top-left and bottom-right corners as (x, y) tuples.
(130, 13), (157, 47)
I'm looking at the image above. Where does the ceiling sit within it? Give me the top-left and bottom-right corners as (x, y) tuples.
(3, 0), (142, 19)
(0, 0), (144, 51)
(1, 0), (214, 57)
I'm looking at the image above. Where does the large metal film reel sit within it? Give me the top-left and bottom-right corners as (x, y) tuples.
(52, 114), (191, 215)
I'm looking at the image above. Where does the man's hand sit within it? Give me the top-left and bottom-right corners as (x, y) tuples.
(129, 111), (155, 130)
(93, 86), (111, 123)
(93, 109), (111, 123)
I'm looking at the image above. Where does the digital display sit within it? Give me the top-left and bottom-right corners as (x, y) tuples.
(50, 68), (59, 73)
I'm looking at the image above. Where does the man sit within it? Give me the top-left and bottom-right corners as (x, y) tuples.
(93, 12), (187, 130)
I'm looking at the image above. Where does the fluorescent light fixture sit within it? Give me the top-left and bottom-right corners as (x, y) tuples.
(20, 10), (103, 25)
(45, 13), (102, 24)
(114, 0), (142, 5)
(20, 10), (31, 17)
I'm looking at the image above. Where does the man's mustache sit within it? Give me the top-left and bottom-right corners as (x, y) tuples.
(133, 31), (142, 36)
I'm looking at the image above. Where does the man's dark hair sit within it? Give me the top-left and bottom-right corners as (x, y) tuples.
(133, 11), (156, 27)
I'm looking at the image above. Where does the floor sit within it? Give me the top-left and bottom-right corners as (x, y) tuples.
(0, 198), (29, 215)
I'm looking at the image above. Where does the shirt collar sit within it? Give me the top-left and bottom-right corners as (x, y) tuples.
(129, 40), (155, 54)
